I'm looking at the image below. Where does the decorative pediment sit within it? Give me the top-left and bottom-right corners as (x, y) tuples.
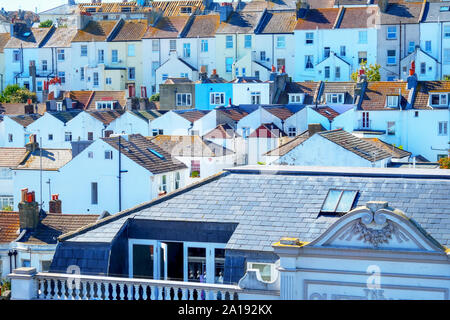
(309, 201), (446, 253)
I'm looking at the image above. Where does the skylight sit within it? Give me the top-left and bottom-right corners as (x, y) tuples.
(321, 190), (358, 215)
(148, 148), (165, 160)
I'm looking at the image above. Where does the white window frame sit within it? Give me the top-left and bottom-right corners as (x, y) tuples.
(358, 30), (368, 44)
(210, 92), (225, 105)
(183, 43), (191, 58)
(152, 40), (159, 52)
(96, 101), (116, 109)
(326, 93), (344, 104)
(247, 262), (277, 283)
(305, 32), (314, 44)
(250, 92), (261, 104)
(105, 150), (113, 160)
(201, 39), (208, 53)
(387, 26), (397, 39)
(111, 49), (118, 63)
(276, 36), (286, 49)
(387, 121), (396, 135)
(430, 93), (448, 106)
(81, 45), (87, 57)
(176, 93), (192, 107)
(288, 93), (305, 104)
(438, 121), (448, 135)
(57, 49), (65, 61)
(225, 35), (233, 48)
(386, 95), (399, 108)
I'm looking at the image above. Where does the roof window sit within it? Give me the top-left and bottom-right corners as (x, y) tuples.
(320, 190), (358, 215)
(386, 95), (399, 108)
(148, 148), (165, 160)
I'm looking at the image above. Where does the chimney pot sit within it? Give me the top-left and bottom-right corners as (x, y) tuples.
(49, 194), (62, 214)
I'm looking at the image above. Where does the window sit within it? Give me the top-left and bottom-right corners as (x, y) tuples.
(22, 259), (31, 268)
(438, 121), (448, 135)
(183, 43), (191, 58)
(387, 50), (396, 65)
(387, 121), (396, 135)
(57, 49), (65, 61)
(201, 39), (208, 52)
(362, 111), (370, 128)
(111, 49), (118, 63)
(152, 129), (164, 136)
(425, 40), (432, 52)
(88, 151), (94, 159)
(321, 189), (358, 214)
(415, 111), (419, 118)
(225, 57), (233, 73)
(37, 81), (43, 92)
(387, 76), (395, 81)
(91, 182), (98, 205)
(13, 50), (20, 62)
(358, 30), (368, 44)
(324, 47), (330, 59)
(387, 26), (397, 39)
(358, 51), (367, 65)
(255, 70), (260, 79)
(180, 6), (192, 14)
(335, 66), (341, 79)
(48, 134), (53, 141)
(174, 172), (181, 190)
(159, 175), (167, 192)
(288, 127), (297, 137)
(289, 93), (304, 104)
(242, 127), (250, 139)
(97, 49), (104, 63)
(81, 45), (87, 56)
(305, 55), (314, 69)
(65, 132), (72, 141)
(0, 196), (13, 210)
(260, 51), (266, 61)
(247, 262), (276, 283)
(386, 95), (399, 107)
(56, 102), (63, 111)
(430, 93), (448, 106)
(96, 101), (116, 109)
(445, 25), (450, 38)
(190, 160), (200, 178)
(41, 260), (52, 272)
(180, 72), (188, 78)
(210, 92), (225, 105)
(326, 93), (344, 104)
(58, 71), (65, 84)
(176, 93), (192, 106)
(93, 72), (99, 86)
(420, 62), (426, 75)
(106, 77), (112, 85)
(128, 67), (135, 80)
(162, 74), (168, 81)
(128, 44), (135, 57)
(8, 134), (12, 142)
(340, 46), (346, 57)
(244, 35), (252, 48)
(170, 40), (176, 51)
(0, 169), (12, 180)
(276, 36), (285, 49)
(105, 150), (113, 159)
(408, 41), (415, 53)
(42, 60), (47, 71)
(250, 92), (261, 104)
(324, 66), (330, 79)
(226, 35), (233, 48)
(306, 32), (314, 44)
(152, 40), (159, 52)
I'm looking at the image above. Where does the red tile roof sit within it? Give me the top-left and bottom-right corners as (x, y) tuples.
(295, 8), (340, 30)
(249, 123), (286, 138)
(143, 16), (190, 39)
(0, 212), (19, 243)
(312, 106), (341, 121)
(359, 81), (409, 111)
(339, 7), (379, 29)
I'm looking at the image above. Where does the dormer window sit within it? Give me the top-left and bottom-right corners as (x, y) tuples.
(96, 101), (117, 110)
(386, 95), (399, 108)
(321, 189), (358, 215)
(430, 93), (448, 107)
(180, 7), (192, 14)
(288, 93), (305, 104)
(326, 93), (344, 104)
(121, 7), (131, 13)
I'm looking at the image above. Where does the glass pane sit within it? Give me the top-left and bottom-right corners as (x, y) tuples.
(187, 247), (206, 283)
(250, 263), (272, 282)
(321, 190), (342, 212)
(215, 249), (225, 284)
(336, 191), (357, 213)
(133, 244), (154, 279)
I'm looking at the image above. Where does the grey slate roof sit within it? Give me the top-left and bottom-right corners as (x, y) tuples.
(59, 166), (450, 252)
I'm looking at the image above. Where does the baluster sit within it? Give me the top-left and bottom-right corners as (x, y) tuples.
(127, 284), (133, 300)
(111, 282), (117, 300)
(188, 289), (193, 300)
(119, 283), (125, 300)
(52, 280), (59, 300)
(60, 279), (66, 300)
(74, 281), (81, 300)
(104, 283), (111, 300)
(142, 284), (148, 300)
(45, 279), (52, 299)
(134, 284), (140, 300)
(204, 289), (210, 300)
(37, 279), (43, 299)
(67, 279), (74, 300)
(164, 287), (171, 300)
(181, 288), (188, 300)
(81, 281), (88, 300)
(93, 282), (100, 300)
(157, 286), (163, 300)
(88, 281), (95, 300)
(150, 286), (156, 300)
(210, 290), (217, 301)
(173, 288), (179, 300)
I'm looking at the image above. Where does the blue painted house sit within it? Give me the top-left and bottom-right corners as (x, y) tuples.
(194, 73), (233, 110)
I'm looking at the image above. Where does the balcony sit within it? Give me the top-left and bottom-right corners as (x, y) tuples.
(8, 268), (280, 300)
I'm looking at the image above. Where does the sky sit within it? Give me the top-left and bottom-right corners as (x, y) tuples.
(0, 0), (123, 13)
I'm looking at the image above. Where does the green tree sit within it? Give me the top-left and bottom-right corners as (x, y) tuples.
(439, 157), (450, 169)
(0, 84), (37, 103)
(149, 93), (160, 102)
(351, 62), (381, 82)
(39, 20), (53, 28)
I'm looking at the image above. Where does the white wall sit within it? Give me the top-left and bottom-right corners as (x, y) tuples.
(150, 111), (192, 136)
(232, 83), (271, 105)
(0, 117), (31, 147)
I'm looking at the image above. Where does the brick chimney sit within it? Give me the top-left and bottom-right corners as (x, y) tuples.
(24, 100), (34, 114)
(18, 188), (39, 231)
(49, 194), (62, 214)
(378, 0), (389, 13)
(308, 123), (325, 136)
(25, 134), (39, 152)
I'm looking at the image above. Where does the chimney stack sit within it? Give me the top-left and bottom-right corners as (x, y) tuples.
(378, 0), (389, 13)
(29, 60), (36, 93)
(407, 60), (418, 90)
(48, 194), (62, 214)
(24, 100), (34, 114)
(25, 134), (39, 153)
(308, 123), (325, 136)
(18, 188), (39, 231)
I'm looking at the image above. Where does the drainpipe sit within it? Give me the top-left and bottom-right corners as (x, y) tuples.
(118, 135), (122, 212)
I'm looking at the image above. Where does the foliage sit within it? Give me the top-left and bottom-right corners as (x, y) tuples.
(39, 20), (53, 28)
(444, 75), (450, 81)
(1, 205), (13, 211)
(150, 93), (160, 102)
(351, 62), (381, 82)
(0, 84), (37, 103)
(190, 171), (200, 178)
(1, 279), (11, 292)
(257, 161), (266, 165)
(439, 157), (450, 169)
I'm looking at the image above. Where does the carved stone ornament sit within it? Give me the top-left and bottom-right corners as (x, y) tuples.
(338, 202), (409, 248)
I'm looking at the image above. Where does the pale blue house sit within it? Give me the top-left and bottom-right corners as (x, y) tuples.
(194, 76), (233, 110)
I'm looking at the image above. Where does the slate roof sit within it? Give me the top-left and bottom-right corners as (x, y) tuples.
(72, 21), (117, 42)
(203, 123), (241, 140)
(359, 81), (409, 111)
(143, 16), (190, 39)
(57, 166), (450, 253)
(423, 2), (450, 23)
(256, 10), (297, 34)
(414, 81), (450, 110)
(319, 82), (357, 104)
(48, 110), (82, 124)
(78, 2), (153, 14)
(216, 107), (249, 122)
(338, 7), (379, 29)
(173, 109), (209, 122)
(8, 114), (41, 127)
(0, 32), (11, 53)
(295, 8), (340, 30)
(164, 78), (193, 84)
(150, 0), (206, 16)
(361, 138), (412, 159)
(277, 81), (319, 104)
(102, 134), (187, 174)
(149, 135), (234, 157)
(318, 129), (392, 162)
(43, 27), (78, 48)
(130, 110), (166, 121)
(15, 148), (73, 171)
(0, 148), (28, 167)
(0, 212), (19, 243)
(87, 110), (125, 125)
(5, 27), (53, 48)
(183, 14), (220, 38)
(379, 1), (426, 25)
(263, 106), (295, 121)
(216, 11), (264, 34)
(110, 20), (148, 42)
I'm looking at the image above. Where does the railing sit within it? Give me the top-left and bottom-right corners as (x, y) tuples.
(34, 272), (241, 301)
(357, 119), (372, 130)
